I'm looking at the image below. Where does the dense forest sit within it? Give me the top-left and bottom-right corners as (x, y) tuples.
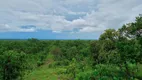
(0, 16), (142, 80)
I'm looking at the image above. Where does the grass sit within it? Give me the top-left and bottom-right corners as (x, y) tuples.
(24, 54), (69, 80)
(24, 65), (58, 80)
(24, 64), (70, 80)
(137, 64), (142, 78)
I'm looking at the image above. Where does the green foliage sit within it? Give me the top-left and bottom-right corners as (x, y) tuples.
(76, 64), (138, 80)
(66, 58), (78, 79)
(49, 46), (63, 60)
(0, 50), (27, 80)
(99, 29), (119, 41)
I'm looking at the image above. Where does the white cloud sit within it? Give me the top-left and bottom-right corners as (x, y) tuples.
(0, 0), (142, 33)
(0, 24), (35, 32)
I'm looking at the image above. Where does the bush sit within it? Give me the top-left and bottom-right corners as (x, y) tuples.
(0, 50), (27, 80)
(76, 64), (139, 80)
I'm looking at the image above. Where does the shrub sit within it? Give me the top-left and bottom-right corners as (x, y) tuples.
(76, 64), (138, 80)
(0, 50), (27, 80)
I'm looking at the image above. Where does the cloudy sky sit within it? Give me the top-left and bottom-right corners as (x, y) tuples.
(0, 0), (142, 39)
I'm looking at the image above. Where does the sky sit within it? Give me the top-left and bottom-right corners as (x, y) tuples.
(0, 0), (142, 39)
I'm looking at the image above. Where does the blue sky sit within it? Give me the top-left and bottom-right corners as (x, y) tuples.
(0, 30), (101, 39)
(0, 0), (142, 39)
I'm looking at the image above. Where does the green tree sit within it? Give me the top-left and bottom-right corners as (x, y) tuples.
(50, 46), (63, 60)
(90, 41), (101, 65)
(98, 29), (119, 64)
(99, 29), (119, 41)
(0, 50), (27, 80)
